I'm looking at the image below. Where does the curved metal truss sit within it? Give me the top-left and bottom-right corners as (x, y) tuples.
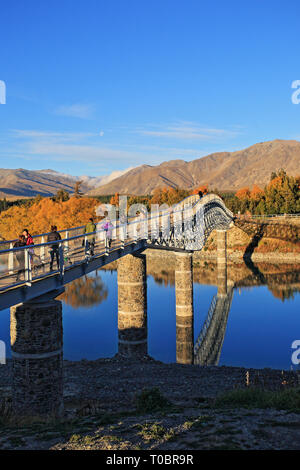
(147, 194), (234, 251)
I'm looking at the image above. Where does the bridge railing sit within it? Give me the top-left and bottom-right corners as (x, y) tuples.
(0, 214), (155, 291)
(0, 225), (86, 249)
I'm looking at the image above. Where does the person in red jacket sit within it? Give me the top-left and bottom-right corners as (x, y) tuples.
(22, 228), (34, 246)
(22, 228), (35, 268)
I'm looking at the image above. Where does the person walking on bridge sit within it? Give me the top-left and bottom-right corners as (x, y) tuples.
(22, 228), (35, 268)
(14, 234), (26, 281)
(47, 225), (61, 271)
(23, 228), (34, 246)
(84, 217), (96, 257)
(101, 212), (113, 249)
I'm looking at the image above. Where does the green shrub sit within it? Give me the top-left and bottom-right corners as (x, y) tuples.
(214, 387), (300, 412)
(135, 388), (171, 413)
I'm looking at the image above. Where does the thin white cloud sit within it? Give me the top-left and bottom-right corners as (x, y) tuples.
(55, 103), (94, 119)
(133, 121), (241, 141)
(13, 129), (95, 141)
(4, 122), (242, 171)
(27, 142), (140, 162)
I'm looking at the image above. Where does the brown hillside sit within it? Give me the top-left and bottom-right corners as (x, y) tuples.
(0, 169), (90, 198)
(88, 139), (300, 195)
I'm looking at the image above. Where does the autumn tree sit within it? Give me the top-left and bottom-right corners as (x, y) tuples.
(264, 169), (300, 214)
(53, 189), (70, 202)
(0, 196), (100, 240)
(110, 192), (120, 206)
(150, 187), (189, 207)
(192, 185), (209, 196)
(74, 180), (84, 198)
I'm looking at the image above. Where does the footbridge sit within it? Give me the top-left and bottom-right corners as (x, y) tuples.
(0, 193), (234, 311)
(0, 193), (236, 417)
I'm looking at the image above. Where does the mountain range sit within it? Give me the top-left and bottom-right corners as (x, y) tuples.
(87, 140), (300, 195)
(0, 167), (131, 199)
(0, 140), (299, 199)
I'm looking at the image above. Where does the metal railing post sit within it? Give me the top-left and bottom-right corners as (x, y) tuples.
(59, 242), (64, 278)
(8, 242), (14, 275)
(120, 223), (125, 249)
(40, 236), (46, 262)
(65, 230), (69, 250)
(105, 232), (109, 255)
(133, 221), (138, 243)
(24, 248), (32, 284)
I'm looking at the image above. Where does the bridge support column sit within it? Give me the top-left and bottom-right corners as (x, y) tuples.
(175, 252), (194, 364)
(117, 253), (147, 358)
(10, 297), (63, 417)
(217, 229), (227, 297)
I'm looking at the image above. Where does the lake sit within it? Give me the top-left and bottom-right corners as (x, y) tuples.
(0, 255), (299, 370)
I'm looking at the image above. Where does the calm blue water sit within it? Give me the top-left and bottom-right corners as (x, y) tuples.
(1, 265), (300, 370)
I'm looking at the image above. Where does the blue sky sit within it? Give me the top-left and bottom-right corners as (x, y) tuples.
(0, 0), (299, 176)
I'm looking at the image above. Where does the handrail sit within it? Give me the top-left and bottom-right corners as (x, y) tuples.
(0, 225), (86, 246)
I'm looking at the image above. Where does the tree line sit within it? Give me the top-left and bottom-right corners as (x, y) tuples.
(218, 170), (300, 215)
(0, 169), (298, 240)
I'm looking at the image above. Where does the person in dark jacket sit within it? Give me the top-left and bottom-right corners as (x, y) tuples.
(47, 225), (61, 271)
(13, 234), (26, 280)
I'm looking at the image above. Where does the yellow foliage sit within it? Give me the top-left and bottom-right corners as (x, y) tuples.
(0, 196), (100, 240)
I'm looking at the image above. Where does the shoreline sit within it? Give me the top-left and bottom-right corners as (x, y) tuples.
(1, 355), (299, 407)
(1, 357), (300, 450)
(144, 248), (300, 263)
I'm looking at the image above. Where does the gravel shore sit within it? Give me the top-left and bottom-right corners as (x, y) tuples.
(0, 356), (300, 450)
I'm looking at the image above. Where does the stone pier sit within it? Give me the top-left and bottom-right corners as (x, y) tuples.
(175, 252), (194, 364)
(10, 295), (63, 416)
(216, 229), (227, 297)
(117, 253), (147, 357)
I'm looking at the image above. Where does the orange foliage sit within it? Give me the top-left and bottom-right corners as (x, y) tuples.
(267, 176), (283, 190)
(58, 276), (108, 308)
(150, 187), (190, 206)
(235, 187), (251, 200)
(192, 185), (208, 195)
(250, 184), (264, 201)
(110, 192), (120, 205)
(0, 196), (100, 240)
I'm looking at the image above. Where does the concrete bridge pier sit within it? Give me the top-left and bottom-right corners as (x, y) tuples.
(216, 229), (227, 297)
(175, 252), (194, 364)
(10, 291), (63, 417)
(117, 253), (147, 358)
